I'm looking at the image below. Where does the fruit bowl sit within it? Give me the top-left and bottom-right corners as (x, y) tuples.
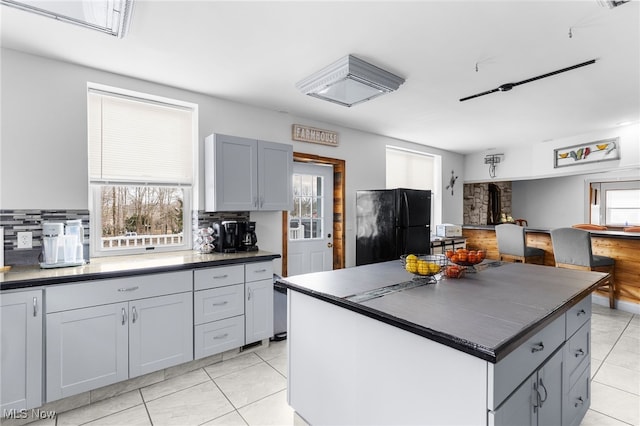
(401, 254), (448, 277)
(445, 248), (487, 267)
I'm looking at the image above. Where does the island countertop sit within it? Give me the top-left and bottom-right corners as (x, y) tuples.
(0, 250), (280, 291)
(279, 261), (607, 363)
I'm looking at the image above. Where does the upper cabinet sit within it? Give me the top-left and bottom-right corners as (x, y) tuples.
(205, 133), (293, 212)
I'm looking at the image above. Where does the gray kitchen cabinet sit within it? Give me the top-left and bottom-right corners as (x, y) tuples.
(205, 133), (292, 212)
(245, 262), (274, 344)
(46, 272), (193, 402)
(1, 289), (43, 411)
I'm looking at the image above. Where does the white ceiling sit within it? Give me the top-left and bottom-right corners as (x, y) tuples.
(1, 1), (639, 154)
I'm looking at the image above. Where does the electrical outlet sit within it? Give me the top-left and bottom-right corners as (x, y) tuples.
(17, 231), (33, 249)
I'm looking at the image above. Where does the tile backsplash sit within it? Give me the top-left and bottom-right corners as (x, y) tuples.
(1, 209), (250, 266)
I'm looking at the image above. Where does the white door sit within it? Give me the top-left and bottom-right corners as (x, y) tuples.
(287, 162), (334, 276)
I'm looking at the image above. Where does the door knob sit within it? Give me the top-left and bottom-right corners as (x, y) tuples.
(327, 242), (333, 248)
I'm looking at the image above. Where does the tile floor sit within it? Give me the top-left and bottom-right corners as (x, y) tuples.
(15, 304), (640, 426)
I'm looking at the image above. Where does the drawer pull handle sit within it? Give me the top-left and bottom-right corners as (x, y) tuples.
(121, 308), (127, 325)
(575, 348), (585, 357)
(213, 275), (228, 279)
(538, 378), (548, 407)
(531, 342), (545, 353)
(253, 269), (267, 273)
(213, 333), (229, 340)
(132, 306), (138, 323)
(212, 301), (229, 306)
(33, 297), (38, 317)
(577, 309), (586, 316)
(574, 396), (584, 407)
(118, 286), (139, 292)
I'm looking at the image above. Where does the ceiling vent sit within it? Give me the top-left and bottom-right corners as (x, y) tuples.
(295, 55), (405, 107)
(1, 0), (134, 38)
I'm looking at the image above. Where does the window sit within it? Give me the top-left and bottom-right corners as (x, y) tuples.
(385, 146), (442, 228)
(590, 180), (640, 227)
(289, 173), (324, 240)
(88, 84), (197, 256)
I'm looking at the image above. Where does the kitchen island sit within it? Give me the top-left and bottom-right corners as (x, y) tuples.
(278, 261), (607, 425)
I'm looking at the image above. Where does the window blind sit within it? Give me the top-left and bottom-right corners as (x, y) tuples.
(88, 91), (194, 184)
(386, 147), (434, 190)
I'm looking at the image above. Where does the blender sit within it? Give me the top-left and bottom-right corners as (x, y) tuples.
(42, 222), (64, 265)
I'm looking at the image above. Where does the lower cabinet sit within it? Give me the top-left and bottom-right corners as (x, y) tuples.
(493, 347), (564, 426)
(0, 290), (43, 411)
(45, 272), (193, 402)
(245, 262), (274, 344)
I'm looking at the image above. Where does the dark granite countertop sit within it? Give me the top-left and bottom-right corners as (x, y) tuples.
(278, 261), (606, 363)
(462, 224), (640, 239)
(0, 250), (281, 291)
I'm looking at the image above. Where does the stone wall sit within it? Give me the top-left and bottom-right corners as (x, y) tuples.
(463, 182), (512, 225)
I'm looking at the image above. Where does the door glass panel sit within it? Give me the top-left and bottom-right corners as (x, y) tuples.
(290, 172), (325, 240)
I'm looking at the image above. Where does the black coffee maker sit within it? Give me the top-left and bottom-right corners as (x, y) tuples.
(238, 221), (258, 251)
(212, 221), (240, 253)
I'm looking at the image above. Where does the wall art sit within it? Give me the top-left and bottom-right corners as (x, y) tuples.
(554, 137), (620, 168)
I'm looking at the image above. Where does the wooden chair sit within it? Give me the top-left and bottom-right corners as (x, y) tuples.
(623, 226), (640, 233)
(514, 218), (528, 226)
(572, 224), (607, 231)
(495, 223), (545, 264)
(550, 227), (616, 308)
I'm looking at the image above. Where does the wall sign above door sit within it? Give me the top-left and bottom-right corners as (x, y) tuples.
(292, 124), (338, 147)
(554, 137), (620, 168)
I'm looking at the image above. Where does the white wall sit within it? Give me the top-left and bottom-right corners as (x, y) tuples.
(1, 48), (464, 270)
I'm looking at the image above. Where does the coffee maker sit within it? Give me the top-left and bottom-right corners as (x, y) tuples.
(238, 221), (258, 251)
(212, 221), (240, 253)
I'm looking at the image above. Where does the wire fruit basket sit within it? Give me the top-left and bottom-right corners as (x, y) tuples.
(445, 248), (487, 272)
(401, 254), (448, 282)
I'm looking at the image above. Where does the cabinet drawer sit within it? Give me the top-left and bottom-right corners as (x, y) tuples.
(194, 315), (245, 359)
(566, 320), (590, 386)
(194, 265), (244, 291)
(194, 284), (244, 325)
(245, 262), (273, 282)
(46, 271), (192, 313)
(489, 313), (565, 409)
(566, 295), (591, 339)
(563, 363), (590, 426)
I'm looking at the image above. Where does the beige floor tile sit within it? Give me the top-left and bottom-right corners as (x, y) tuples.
(215, 363), (287, 409)
(266, 354), (288, 378)
(140, 368), (211, 402)
(146, 381), (234, 425)
(201, 410), (248, 425)
(255, 340), (287, 362)
(57, 391), (143, 426)
(83, 404), (151, 426)
(205, 352), (263, 379)
(593, 362), (640, 395)
(581, 409), (630, 425)
(590, 382), (640, 425)
(606, 343), (640, 372)
(238, 389), (294, 426)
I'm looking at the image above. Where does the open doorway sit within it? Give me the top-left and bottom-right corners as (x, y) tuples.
(281, 153), (345, 277)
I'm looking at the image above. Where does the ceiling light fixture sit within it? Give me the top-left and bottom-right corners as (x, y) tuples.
(295, 55), (405, 107)
(1, 0), (134, 38)
(597, 0), (630, 8)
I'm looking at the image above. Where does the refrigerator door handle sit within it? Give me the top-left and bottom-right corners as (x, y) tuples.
(402, 191), (410, 227)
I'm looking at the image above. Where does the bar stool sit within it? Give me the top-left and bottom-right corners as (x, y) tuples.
(495, 223), (545, 264)
(550, 227), (616, 308)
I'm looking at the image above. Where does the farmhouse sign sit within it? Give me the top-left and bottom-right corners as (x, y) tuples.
(292, 124), (338, 147)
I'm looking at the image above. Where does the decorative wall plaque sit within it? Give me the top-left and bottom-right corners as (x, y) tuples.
(554, 137), (620, 168)
(292, 124), (338, 147)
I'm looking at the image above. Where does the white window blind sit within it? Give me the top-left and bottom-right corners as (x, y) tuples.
(88, 91), (194, 184)
(386, 146), (434, 190)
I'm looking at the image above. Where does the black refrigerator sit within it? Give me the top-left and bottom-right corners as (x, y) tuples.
(356, 188), (431, 266)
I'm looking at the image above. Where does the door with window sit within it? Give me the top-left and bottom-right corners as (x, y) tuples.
(287, 163), (334, 276)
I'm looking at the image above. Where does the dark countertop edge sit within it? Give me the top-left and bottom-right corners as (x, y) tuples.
(276, 275), (604, 364)
(1, 254), (281, 291)
(462, 224), (640, 239)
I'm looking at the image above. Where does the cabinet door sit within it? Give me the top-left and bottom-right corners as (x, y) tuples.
(205, 133), (258, 211)
(129, 292), (193, 377)
(1, 290), (43, 411)
(245, 278), (274, 344)
(491, 375), (535, 426)
(258, 140), (293, 211)
(537, 348), (564, 426)
(46, 303), (128, 401)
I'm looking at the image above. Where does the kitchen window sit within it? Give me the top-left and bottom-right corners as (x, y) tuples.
(589, 180), (640, 227)
(87, 84), (197, 256)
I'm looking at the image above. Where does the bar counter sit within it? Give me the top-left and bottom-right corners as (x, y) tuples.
(462, 225), (640, 306)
